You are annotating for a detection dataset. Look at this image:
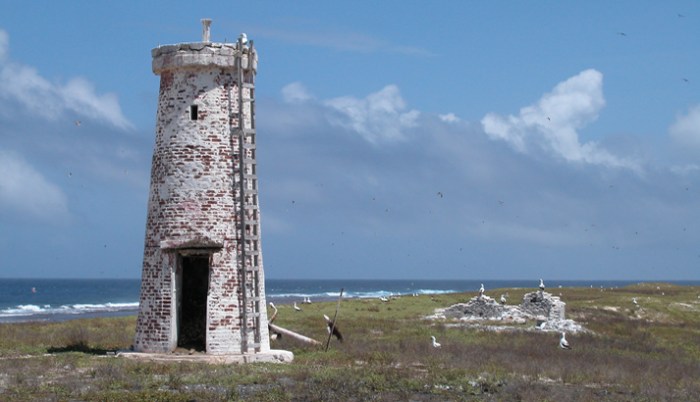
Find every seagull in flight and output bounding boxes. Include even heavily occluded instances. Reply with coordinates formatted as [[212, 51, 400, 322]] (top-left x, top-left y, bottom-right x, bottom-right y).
[[431, 336, 441, 348], [559, 332, 572, 350]]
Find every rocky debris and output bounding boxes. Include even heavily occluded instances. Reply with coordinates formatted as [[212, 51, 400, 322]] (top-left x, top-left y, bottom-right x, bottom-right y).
[[429, 291, 588, 333], [521, 291, 565, 320], [442, 295, 505, 320]]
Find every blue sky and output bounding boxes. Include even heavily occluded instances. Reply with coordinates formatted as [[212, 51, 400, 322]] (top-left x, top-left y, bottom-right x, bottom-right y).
[[1, 1, 699, 280]]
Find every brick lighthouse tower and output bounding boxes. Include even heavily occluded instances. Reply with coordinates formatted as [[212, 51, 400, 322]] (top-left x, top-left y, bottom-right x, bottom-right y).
[[134, 20, 291, 362]]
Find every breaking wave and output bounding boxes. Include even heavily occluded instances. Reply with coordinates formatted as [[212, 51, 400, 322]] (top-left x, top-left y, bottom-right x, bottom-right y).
[[0, 302, 139, 319]]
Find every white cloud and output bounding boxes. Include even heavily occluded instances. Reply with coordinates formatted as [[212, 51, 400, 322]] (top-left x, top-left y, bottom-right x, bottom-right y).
[[60, 77, 132, 130], [670, 164, 700, 176], [324, 85, 419, 144], [439, 113, 461, 123], [0, 150, 69, 223], [0, 30, 132, 130], [0, 30, 8, 62], [669, 104, 700, 150], [281, 82, 313, 104], [481, 69, 639, 171]]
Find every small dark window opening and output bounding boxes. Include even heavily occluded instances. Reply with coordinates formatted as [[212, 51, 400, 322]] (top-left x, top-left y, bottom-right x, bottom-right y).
[[190, 105, 199, 120]]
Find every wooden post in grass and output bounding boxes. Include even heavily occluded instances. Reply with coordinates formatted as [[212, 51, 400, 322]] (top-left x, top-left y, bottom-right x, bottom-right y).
[[325, 288, 344, 351]]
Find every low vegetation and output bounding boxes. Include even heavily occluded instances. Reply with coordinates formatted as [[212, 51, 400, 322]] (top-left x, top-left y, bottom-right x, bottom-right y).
[[0, 283, 699, 401]]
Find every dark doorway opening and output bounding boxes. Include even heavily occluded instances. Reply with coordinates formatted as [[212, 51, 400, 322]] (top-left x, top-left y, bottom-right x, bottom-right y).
[[178, 255, 209, 351]]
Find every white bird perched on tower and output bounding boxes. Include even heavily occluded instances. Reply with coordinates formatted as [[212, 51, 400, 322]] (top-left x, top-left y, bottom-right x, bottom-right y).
[[559, 332, 571, 350], [431, 335, 441, 348], [479, 283, 485, 298], [539, 279, 545, 292], [293, 302, 302, 312]]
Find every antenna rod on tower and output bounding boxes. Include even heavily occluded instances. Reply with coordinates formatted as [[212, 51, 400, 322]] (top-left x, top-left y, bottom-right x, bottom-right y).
[[201, 18, 212, 42]]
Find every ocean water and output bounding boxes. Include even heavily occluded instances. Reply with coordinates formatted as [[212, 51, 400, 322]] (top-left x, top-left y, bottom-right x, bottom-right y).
[[1, 278, 697, 323]]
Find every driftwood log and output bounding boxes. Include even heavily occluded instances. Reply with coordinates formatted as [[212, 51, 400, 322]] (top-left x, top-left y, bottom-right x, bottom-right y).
[[268, 323, 322, 345], [267, 303, 322, 346]]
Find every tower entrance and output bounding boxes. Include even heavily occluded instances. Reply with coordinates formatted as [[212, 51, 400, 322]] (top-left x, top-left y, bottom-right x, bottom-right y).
[[177, 255, 210, 351]]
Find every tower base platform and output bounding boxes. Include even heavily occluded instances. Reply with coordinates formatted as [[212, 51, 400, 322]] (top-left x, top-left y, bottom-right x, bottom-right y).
[[118, 349, 293, 364]]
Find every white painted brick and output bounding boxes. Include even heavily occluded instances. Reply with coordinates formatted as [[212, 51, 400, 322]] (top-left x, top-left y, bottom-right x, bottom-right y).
[[135, 39, 270, 356]]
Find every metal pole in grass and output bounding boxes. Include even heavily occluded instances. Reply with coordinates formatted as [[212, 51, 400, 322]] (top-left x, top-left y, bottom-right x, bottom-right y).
[[324, 288, 344, 351]]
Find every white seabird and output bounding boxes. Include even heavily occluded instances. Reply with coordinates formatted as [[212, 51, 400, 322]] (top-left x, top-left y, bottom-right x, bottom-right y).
[[500, 294, 507, 305], [479, 283, 485, 298], [293, 302, 302, 312], [559, 332, 571, 350], [632, 297, 638, 306], [431, 336, 441, 348], [379, 296, 389, 302], [539, 279, 545, 291]]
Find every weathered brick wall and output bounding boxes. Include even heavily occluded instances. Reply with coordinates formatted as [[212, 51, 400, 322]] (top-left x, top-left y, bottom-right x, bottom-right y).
[[135, 42, 269, 355]]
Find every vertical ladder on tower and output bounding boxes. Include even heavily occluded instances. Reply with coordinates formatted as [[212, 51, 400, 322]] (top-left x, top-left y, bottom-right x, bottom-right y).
[[235, 37, 263, 354]]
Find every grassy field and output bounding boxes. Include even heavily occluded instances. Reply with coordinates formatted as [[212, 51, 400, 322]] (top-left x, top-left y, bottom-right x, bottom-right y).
[[0, 283, 699, 401]]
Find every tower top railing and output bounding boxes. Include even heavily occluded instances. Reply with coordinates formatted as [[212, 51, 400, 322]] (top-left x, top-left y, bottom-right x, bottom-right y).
[[151, 20, 257, 75]]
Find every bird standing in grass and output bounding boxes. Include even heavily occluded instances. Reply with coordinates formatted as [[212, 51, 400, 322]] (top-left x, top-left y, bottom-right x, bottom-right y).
[[500, 294, 507, 305], [559, 332, 571, 350], [431, 336, 441, 348], [293, 302, 302, 312], [323, 314, 343, 342]]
